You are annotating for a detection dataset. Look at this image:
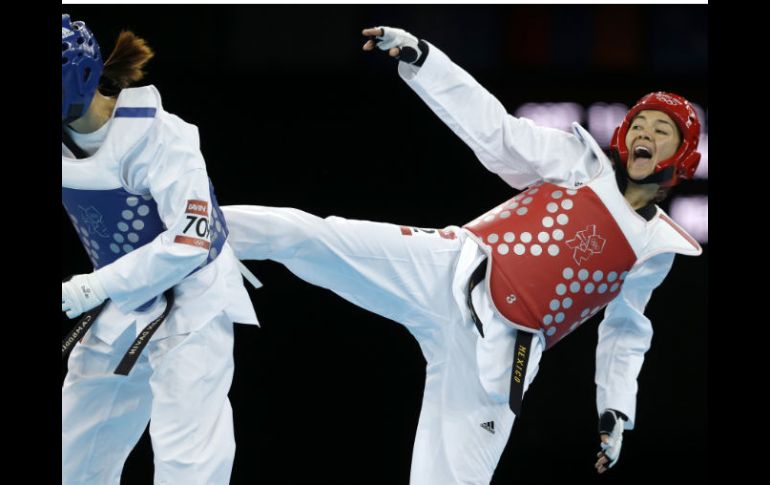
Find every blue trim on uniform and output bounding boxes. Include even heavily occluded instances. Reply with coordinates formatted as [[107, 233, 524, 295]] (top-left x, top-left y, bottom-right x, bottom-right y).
[[114, 107, 157, 118]]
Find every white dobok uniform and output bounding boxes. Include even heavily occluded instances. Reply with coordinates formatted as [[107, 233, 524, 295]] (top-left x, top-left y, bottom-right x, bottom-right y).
[[62, 85, 258, 485], [221, 44, 701, 484]]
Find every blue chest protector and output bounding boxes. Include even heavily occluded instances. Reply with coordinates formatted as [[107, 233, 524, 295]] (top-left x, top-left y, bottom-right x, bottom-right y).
[[62, 181, 229, 310]]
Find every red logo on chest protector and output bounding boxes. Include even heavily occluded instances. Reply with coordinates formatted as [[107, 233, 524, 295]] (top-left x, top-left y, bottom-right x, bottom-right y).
[[565, 225, 606, 265]]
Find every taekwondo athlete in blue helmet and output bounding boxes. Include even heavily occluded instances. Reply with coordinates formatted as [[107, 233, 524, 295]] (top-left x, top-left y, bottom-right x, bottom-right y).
[[61, 14, 259, 485]]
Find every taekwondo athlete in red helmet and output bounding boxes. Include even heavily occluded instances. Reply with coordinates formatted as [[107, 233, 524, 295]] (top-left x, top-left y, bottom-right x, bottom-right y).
[[354, 26, 702, 481], [217, 25, 702, 485], [61, 14, 258, 485]]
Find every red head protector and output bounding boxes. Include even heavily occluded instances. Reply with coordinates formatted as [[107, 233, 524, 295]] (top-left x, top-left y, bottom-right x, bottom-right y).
[[609, 92, 701, 187]]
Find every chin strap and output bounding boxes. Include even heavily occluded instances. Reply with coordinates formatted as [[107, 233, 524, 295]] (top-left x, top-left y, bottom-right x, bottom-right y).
[[630, 165, 676, 185], [62, 125, 89, 159]]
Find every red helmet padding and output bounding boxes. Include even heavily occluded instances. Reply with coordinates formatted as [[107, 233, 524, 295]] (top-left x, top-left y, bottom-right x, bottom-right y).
[[609, 92, 701, 187]]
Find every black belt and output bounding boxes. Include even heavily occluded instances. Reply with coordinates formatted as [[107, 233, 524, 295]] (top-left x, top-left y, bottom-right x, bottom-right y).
[[466, 258, 488, 337], [114, 290, 174, 375], [61, 289, 174, 376], [61, 302, 107, 359], [509, 331, 532, 416], [465, 257, 532, 416]]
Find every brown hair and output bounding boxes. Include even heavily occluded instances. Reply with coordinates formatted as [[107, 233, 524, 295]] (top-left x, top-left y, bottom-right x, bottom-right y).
[[99, 31, 155, 96]]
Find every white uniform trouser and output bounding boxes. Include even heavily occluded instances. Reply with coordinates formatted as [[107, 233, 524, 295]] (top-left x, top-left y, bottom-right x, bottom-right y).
[[223, 205, 544, 485], [62, 312, 235, 485]]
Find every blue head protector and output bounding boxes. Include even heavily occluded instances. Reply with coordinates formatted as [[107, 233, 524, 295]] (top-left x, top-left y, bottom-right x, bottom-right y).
[[62, 14, 103, 123]]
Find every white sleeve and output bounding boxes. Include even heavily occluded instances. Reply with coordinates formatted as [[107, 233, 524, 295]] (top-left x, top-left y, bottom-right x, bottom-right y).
[[92, 118, 213, 312], [398, 43, 594, 190], [595, 252, 676, 430]]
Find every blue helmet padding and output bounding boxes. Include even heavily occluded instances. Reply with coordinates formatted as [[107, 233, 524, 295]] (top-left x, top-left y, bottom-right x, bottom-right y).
[[62, 14, 103, 123]]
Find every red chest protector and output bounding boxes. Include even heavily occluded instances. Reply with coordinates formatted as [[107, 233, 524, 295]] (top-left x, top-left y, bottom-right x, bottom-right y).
[[464, 183, 637, 349]]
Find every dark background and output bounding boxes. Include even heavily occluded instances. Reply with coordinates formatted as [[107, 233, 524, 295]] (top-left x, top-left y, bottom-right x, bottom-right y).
[[61, 5, 708, 484]]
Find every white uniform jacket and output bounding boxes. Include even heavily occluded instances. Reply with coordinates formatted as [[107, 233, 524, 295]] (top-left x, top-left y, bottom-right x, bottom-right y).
[[398, 44, 702, 429], [62, 85, 258, 344]]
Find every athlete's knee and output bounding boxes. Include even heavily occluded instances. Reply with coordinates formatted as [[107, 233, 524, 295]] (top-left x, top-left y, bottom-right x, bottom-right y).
[[261, 207, 329, 254]]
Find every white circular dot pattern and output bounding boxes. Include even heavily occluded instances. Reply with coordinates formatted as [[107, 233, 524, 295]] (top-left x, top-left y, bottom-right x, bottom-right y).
[[132, 220, 144, 230], [598, 284, 608, 294], [549, 299, 560, 311], [126, 197, 139, 207], [466, 185, 637, 345], [118, 222, 129, 232], [113, 233, 124, 243], [121, 210, 134, 220], [127, 233, 139, 243]]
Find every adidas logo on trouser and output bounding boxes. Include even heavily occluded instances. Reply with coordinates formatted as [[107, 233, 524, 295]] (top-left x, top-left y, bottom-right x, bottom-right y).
[[480, 421, 495, 434]]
